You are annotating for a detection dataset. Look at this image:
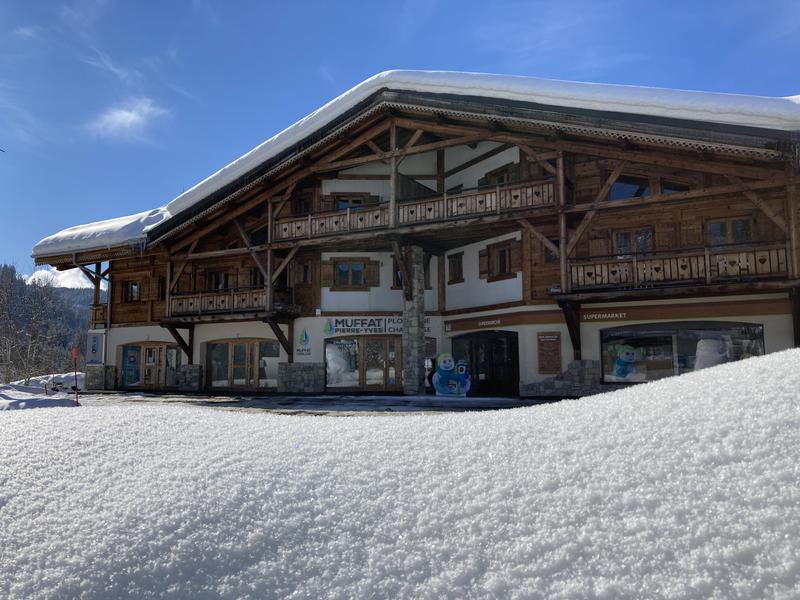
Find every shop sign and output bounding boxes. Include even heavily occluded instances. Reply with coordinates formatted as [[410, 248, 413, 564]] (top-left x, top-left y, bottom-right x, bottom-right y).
[[323, 316, 431, 336], [583, 311, 627, 321]]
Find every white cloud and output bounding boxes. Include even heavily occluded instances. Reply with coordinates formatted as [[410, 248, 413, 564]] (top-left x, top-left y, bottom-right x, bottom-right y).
[[26, 266, 106, 290], [87, 97, 168, 140], [13, 25, 42, 39], [81, 47, 142, 84]]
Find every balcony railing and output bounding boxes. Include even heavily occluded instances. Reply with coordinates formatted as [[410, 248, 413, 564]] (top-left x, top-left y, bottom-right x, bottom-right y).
[[169, 287, 288, 317], [570, 242, 789, 290], [273, 180, 555, 241]]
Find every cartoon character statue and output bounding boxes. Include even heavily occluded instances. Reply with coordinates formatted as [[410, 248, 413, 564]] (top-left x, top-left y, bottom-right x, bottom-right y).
[[613, 344, 637, 379], [693, 338, 728, 371], [432, 353, 469, 396]]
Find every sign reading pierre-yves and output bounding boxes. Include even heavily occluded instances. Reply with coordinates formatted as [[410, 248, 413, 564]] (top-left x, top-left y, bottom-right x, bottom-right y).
[[324, 317, 432, 335]]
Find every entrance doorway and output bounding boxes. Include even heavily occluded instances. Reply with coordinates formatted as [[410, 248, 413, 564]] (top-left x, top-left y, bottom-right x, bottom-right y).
[[325, 335, 402, 391], [452, 330, 519, 396], [121, 343, 182, 389], [205, 339, 281, 390]]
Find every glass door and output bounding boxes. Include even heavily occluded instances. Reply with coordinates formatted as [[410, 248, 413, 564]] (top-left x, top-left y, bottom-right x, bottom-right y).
[[143, 345, 160, 388], [364, 339, 386, 388], [231, 342, 250, 387]]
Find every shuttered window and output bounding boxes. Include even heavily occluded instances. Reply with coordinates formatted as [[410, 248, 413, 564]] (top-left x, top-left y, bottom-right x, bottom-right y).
[[322, 258, 380, 290], [447, 253, 464, 285], [480, 239, 522, 281]]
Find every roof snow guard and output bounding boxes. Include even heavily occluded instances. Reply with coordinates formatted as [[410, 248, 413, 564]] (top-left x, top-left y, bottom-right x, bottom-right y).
[[32, 70, 800, 262]]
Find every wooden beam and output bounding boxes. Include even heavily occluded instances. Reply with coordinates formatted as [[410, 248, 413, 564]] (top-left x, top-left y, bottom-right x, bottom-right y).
[[405, 128, 424, 149], [164, 324, 193, 364], [234, 218, 270, 281], [169, 240, 197, 292], [389, 124, 397, 229], [517, 144, 558, 175], [557, 300, 582, 360], [392, 116, 784, 181], [557, 152, 568, 293], [437, 254, 446, 311], [444, 143, 513, 178], [568, 178, 787, 214], [391, 240, 412, 300], [271, 246, 299, 284], [436, 149, 445, 193], [266, 321, 291, 356], [567, 161, 627, 255], [787, 165, 798, 278], [518, 219, 559, 257], [725, 175, 788, 233]]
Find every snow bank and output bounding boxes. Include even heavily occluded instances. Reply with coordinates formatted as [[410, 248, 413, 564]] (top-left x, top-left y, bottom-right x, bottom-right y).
[[31, 70, 800, 259], [2, 350, 799, 598], [0, 385, 78, 411]]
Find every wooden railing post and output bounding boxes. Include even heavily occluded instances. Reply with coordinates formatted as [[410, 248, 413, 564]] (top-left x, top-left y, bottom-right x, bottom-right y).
[[496, 184, 501, 214], [704, 247, 712, 284], [557, 152, 569, 293], [389, 123, 397, 229]]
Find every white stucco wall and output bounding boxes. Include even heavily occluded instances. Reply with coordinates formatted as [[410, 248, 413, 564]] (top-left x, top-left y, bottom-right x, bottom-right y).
[[445, 143, 520, 191], [444, 232, 523, 310], [320, 251, 438, 312], [107, 325, 190, 368], [192, 321, 290, 366]]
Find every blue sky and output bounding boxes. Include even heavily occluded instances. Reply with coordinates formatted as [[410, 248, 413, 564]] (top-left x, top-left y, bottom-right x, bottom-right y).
[[2, 0, 799, 275]]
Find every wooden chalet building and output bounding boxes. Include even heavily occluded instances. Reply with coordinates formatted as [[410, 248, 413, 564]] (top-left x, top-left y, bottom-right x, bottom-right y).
[[32, 71, 800, 397]]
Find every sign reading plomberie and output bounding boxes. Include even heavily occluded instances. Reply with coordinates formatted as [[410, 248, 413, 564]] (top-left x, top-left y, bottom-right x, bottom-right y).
[[324, 316, 432, 336]]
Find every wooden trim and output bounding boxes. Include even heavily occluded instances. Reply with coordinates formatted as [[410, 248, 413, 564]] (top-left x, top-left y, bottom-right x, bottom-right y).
[[725, 175, 788, 233], [390, 241, 411, 300], [444, 143, 513, 178], [271, 246, 299, 284], [266, 321, 292, 356], [518, 219, 559, 257], [567, 161, 626, 256], [437, 254, 446, 311], [441, 299, 527, 316]]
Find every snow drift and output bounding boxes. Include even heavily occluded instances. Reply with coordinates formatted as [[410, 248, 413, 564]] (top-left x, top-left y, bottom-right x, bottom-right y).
[[1, 350, 799, 598], [31, 70, 800, 259]]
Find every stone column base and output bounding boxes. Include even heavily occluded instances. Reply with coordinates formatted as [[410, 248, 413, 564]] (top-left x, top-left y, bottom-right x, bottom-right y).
[[177, 364, 203, 393], [85, 364, 117, 390], [278, 363, 326, 393]]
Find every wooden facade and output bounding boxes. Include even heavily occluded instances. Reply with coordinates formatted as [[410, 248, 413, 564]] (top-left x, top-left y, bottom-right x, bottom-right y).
[[36, 83, 800, 392]]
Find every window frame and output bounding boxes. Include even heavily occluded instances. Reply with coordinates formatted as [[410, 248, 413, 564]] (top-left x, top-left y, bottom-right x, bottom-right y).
[[205, 270, 232, 292], [447, 252, 464, 285], [330, 192, 377, 212], [332, 259, 368, 291], [613, 226, 655, 257], [487, 240, 515, 282], [123, 280, 141, 303], [706, 216, 753, 247]]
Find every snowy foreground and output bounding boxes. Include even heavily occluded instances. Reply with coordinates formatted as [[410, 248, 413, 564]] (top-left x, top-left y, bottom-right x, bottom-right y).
[[1, 352, 799, 599]]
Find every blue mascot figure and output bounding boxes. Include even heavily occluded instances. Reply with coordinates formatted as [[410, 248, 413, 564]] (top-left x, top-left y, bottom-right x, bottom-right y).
[[432, 353, 469, 397], [612, 344, 637, 379]]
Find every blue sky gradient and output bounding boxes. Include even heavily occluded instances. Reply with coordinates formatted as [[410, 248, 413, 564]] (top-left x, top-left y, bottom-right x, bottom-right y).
[[2, 0, 799, 272]]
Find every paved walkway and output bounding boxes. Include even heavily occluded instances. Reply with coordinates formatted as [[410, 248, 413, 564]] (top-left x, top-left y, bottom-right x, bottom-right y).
[[79, 392, 551, 416]]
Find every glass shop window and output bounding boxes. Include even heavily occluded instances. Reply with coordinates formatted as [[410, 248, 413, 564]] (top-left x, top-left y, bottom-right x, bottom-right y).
[[257, 340, 280, 388], [208, 342, 230, 388], [601, 321, 764, 384], [325, 338, 360, 388]]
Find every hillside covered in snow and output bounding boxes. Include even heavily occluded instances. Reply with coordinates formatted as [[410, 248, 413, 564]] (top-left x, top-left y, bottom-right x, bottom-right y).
[[1, 350, 799, 598]]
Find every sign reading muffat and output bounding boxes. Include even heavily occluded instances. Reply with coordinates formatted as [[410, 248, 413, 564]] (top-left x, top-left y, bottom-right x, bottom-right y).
[[324, 317, 431, 335]]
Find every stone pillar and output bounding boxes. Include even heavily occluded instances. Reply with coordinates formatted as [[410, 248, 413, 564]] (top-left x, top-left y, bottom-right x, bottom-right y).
[[177, 364, 203, 393], [402, 245, 426, 395]]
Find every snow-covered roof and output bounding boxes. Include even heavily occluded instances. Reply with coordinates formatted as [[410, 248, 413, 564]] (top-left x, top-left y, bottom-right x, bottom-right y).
[[32, 70, 800, 259]]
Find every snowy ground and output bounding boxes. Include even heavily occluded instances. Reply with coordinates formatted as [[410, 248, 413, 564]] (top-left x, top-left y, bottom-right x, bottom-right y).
[[0, 372, 84, 411], [1, 351, 799, 599]]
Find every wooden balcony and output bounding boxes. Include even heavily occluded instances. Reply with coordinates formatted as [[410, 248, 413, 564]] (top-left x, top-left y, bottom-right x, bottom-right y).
[[273, 180, 555, 241], [90, 303, 107, 328], [570, 242, 789, 291]]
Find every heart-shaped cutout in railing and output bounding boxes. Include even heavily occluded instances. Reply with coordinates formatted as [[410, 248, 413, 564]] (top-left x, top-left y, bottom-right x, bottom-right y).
[[758, 257, 767, 264]]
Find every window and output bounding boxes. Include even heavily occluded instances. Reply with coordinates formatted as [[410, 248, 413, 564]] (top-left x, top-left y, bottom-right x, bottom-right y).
[[331, 192, 377, 212], [207, 339, 281, 389], [489, 241, 513, 280], [601, 322, 764, 383], [479, 162, 516, 187], [123, 281, 140, 303], [392, 257, 405, 289], [292, 196, 312, 216], [544, 239, 560, 264], [157, 277, 166, 301], [614, 228, 654, 257], [447, 253, 464, 285], [206, 271, 230, 291], [334, 260, 366, 289], [610, 175, 651, 201], [250, 268, 265, 288], [661, 180, 690, 195], [707, 218, 752, 246]]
